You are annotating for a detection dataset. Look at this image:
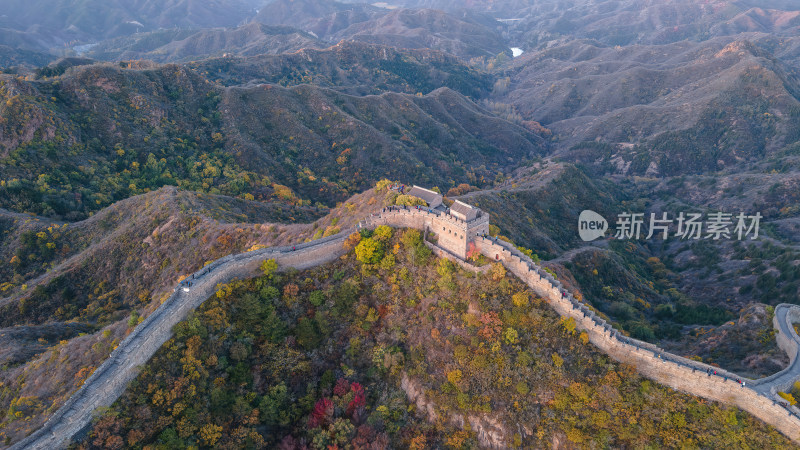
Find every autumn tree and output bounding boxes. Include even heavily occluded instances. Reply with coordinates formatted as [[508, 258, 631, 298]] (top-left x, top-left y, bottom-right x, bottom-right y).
[[343, 232, 362, 251], [490, 263, 506, 281], [355, 238, 384, 264], [373, 225, 393, 242], [394, 194, 426, 206], [260, 259, 278, 278], [200, 424, 223, 446], [512, 291, 529, 308]]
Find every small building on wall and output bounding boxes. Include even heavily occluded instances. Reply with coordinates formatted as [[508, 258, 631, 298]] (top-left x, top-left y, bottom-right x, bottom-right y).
[[407, 186, 442, 209], [450, 200, 479, 222]]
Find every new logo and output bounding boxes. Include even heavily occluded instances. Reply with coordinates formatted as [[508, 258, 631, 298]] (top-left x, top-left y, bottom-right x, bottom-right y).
[[579, 210, 608, 242]]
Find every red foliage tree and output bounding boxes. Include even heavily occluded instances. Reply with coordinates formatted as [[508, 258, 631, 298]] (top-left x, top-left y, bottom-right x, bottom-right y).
[[347, 383, 366, 418], [466, 241, 479, 260], [333, 378, 350, 397], [478, 312, 503, 341], [310, 397, 334, 428]]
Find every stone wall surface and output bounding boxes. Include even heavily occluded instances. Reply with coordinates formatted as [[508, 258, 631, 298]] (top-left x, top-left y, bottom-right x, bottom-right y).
[[12, 208, 800, 449], [473, 236, 800, 445], [11, 230, 352, 450], [423, 241, 490, 275]]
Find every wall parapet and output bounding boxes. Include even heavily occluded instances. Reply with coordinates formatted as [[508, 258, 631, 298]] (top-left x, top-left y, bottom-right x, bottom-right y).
[[11, 228, 353, 450], [12, 206, 800, 449], [750, 304, 800, 395], [473, 235, 800, 443], [423, 241, 490, 274]]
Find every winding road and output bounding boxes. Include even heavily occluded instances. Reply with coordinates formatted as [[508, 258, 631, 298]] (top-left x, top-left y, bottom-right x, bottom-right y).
[[752, 304, 800, 396]]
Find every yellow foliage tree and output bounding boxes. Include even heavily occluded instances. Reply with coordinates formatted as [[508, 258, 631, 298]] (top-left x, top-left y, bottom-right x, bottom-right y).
[[200, 423, 223, 446], [260, 259, 278, 278], [490, 263, 506, 281], [355, 238, 384, 264], [375, 179, 392, 192], [561, 317, 577, 335], [552, 353, 564, 368], [447, 369, 463, 385], [505, 327, 519, 344], [779, 391, 796, 405], [394, 194, 426, 206], [512, 291, 529, 307], [373, 225, 393, 242]]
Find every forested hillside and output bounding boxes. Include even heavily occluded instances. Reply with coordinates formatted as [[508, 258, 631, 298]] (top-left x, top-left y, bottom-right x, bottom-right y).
[[77, 226, 792, 448], [0, 53, 544, 220]]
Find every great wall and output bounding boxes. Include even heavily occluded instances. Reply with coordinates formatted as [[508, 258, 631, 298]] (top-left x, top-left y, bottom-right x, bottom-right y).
[[10, 197, 800, 449]]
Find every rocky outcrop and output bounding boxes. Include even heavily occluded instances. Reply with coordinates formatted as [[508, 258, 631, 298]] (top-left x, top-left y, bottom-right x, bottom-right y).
[[400, 373, 508, 448]]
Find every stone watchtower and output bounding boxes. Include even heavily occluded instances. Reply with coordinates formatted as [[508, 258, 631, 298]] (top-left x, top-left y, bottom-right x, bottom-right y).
[[434, 200, 490, 259], [405, 186, 490, 260]]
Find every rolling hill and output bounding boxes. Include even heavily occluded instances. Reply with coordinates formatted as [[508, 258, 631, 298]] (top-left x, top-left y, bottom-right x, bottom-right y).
[[329, 8, 510, 61], [85, 23, 323, 63], [0, 57, 544, 220], [0, 0, 262, 51], [253, 0, 386, 38], [189, 41, 494, 98], [493, 37, 800, 175], [254, 0, 510, 61]]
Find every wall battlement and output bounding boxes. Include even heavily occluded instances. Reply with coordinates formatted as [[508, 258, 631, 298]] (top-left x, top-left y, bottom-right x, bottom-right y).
[[364, 209, 800, 443], [13, 206, 800, 449], [471, 235, 800, 443]]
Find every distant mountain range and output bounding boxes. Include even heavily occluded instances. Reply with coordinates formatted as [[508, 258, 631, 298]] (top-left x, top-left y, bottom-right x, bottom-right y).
[[494, 36, 800, 175], [253, 0, 386, 36], [324, 7, 509, 60], [0, 0, 512, 65], [85, 23, 323, 62], [0, 0, 261, 44], [5, 0, 800, 67]]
